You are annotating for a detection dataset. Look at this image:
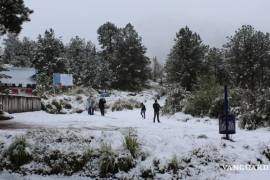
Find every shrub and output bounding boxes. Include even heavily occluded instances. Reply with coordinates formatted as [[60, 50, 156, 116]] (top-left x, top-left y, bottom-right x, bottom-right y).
[[238, 89, 270, 130], [111, 99, 140, 112], [141, 168, 154, 179], [123, 134, 140, 158], [262, 147, 270, 161], [64, 103, 72, 109], [184, 76, 222, 117], [167, 155, 179, 174], [43, 150, 90, 175], [117, 155, 135, 172], [162, 83, 190, 114], [7, 137, 32, 167], [208, 96, 224, 118], [51, 100, 62, 112], [99, 143, 118, 177]]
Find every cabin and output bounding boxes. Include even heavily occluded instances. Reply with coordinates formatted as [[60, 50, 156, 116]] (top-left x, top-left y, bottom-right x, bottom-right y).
[[0, 65, 37, 95]]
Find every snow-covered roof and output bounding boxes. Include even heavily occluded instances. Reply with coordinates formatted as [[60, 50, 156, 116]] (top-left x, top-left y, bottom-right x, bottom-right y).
[[0, 66, 36, 86]]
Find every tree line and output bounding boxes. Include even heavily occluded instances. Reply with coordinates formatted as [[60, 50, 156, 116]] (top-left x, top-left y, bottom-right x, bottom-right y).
[[0, 22, 154, 91]]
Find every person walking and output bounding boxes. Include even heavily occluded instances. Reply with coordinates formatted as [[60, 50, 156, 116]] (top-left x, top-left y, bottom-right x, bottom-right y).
[[90, 97, 96, 115], [153, 100, 161, 123], [99, 98, 106, 116], [140, 103, 146, 119], [87, 96, 94, 115]]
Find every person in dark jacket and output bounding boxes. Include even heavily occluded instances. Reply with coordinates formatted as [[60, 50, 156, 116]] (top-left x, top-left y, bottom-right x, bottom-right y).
[[99, 98, 106, 116], [141, 103, 146, 119], [153, 100, 161, 123]]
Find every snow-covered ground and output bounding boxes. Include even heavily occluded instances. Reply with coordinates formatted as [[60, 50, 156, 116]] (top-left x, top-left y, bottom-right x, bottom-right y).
[[0, 91, 269, 179]]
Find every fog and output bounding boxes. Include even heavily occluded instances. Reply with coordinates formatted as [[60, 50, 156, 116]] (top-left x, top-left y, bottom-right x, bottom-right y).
[[20, 0, 270, 62]]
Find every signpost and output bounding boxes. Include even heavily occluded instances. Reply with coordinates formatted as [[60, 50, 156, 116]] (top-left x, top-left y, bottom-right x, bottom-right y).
[[219, 86, 236, 140]]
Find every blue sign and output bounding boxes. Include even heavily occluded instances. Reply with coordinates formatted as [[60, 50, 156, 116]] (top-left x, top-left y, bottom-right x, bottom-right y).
[[53, 73, 73, 86]]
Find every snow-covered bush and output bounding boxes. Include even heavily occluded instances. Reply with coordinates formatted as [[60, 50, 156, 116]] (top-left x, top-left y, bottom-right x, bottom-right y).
[[208, 96, 224, 118], [111, 99, 141, 112], [99, 143, 118, 177], [141, 168, 155, 179], [167, 155, 179, 174], [123, 134, 140, 158], [117, 154, 135, 172], [42, 95, 87, 114], [162, 83, 190, 114], [42, 150, 91, 175], [7, 137, 32, 167], [262, 146, 270, 161], [184, 77, 222, 117], [238, 89, 270, 130]]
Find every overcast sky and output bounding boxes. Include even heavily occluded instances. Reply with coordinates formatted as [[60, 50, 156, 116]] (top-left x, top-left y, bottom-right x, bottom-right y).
[[18, 0, 270, 62]]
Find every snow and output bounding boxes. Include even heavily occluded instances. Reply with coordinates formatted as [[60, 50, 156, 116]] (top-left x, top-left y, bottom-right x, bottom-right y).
[[1, 66, 36, 86], [0, 90, 269, 179]]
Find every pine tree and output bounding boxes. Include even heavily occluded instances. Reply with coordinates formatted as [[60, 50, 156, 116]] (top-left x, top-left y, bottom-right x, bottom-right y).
[[97, 22, 119, 81], [205, 48, 229, 84], [2, 35, 36, 67], [112, 23, 151, 90], [0, 0, 33, 35], [165, 26, 207, 91], [224, 25, 270, 90], [2, 34, 21, 65], [152, 56, 163, 82], [66, 36, 87, 85], [94, 54, 113, 90], [80, 41, 99, 88], [33, 29, 66, 90]]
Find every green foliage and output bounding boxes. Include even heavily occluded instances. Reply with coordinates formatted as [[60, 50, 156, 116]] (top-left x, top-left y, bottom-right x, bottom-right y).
[[208, 97, 224, 118], [2, 35, 36, 67], [43, 150, 91, 175], [225, 25, 270, 90], [0, 0, 33, 35], [165, 26, 208, 91], [184, 76, 222, 117], [117, 155, 135, 172], [162, 83, 190, 114], [141, 168, 155, 179], [98, 22, 151, 90], [167, 155, 179, 174], [123, 134, 140, 158], [238, 89, 270, 130], [33, 29, 67, 89], [99, 143, 118, 177], [111, 99, 141, 112], [7, 136, 32, 167]]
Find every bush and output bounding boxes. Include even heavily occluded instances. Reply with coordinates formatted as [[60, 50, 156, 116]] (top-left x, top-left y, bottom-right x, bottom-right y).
[[238, 89, 270, 130], [162, 83, 190, 114], [99, 143, 118, 177], [111, 99, 141, 112], [184, 76, 222, 117], [43, 150, 90, 175], [141, 168, 154, 179], [123, 134, 140, 158], [167, 155, 179, 174], [208, 96, 224, 118], [7, 137, 32, 167], [117, 155, 135, 172]]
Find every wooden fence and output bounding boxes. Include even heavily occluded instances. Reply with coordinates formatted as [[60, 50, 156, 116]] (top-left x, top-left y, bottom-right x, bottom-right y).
[[0, 94, 41, 113]]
